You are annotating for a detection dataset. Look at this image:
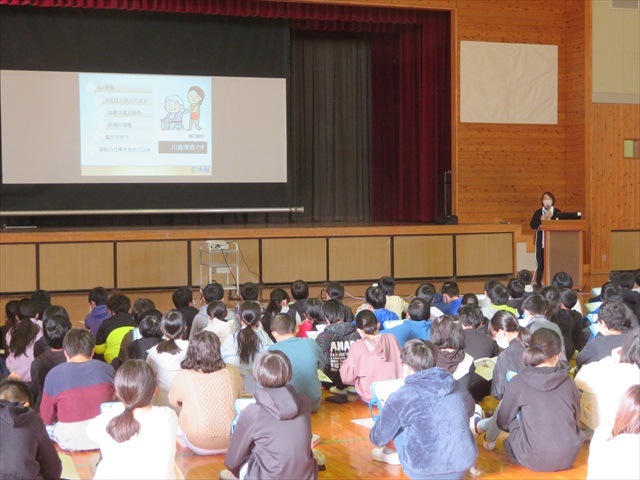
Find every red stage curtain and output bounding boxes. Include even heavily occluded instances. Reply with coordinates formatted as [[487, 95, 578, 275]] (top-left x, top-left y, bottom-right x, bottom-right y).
[[1, 0, 451, 223]]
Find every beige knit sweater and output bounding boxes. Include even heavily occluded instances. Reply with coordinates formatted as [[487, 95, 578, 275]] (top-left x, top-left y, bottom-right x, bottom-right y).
[[169, 365, 242, 451]]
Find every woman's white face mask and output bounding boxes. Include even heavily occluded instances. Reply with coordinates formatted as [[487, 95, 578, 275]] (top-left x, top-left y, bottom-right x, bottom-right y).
[[542, 199, 553, 209]]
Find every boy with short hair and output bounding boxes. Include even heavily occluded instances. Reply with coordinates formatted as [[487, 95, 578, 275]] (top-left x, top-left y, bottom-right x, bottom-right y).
[[268, 313, 326, 412], [379, 276, 408, 319], [416, 283, 444, 318], [0, 379, 62, 480], [94, 293, 136, 364], [325, 282, 345, 301], [298, 298, 323, 338], [289, 279, 310, 320], [369, 339, 478, 477], [364, 286, 398, 329], [172, 287, 199, 338], [190, 282, 236, 339], [84, 286, 110, 338], [440, 281, 463, 315], [383, 298, 432, 347]]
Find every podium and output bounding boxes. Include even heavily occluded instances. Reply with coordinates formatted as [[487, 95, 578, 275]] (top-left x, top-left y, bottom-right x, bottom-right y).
[[541, 220, 587, 287]]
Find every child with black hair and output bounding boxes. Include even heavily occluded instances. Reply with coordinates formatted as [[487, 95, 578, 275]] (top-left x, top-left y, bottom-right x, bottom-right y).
[[340, 310, 402, 403], [556, 288, 586, 358], [172, 287, 199, 338], [232, 282, 263, 321], [204, 300, 235, 345], [84, 286, 110, 339], [29, 314, 72, 411], [33, 304, 71, 358], [221, 301, 272, 378], [430, 315, 474, 390], [5, 298, 42, 381], [506, 278, 526, 314], [415, 283, 445, 318], [260, 289, 300, 342], [190, 282, 236, 340], [383, 298, 433, 347], [379, 276, 408, 319], [289, 279, 310, 320], [1, 300, 19, 360], [146, 310, 188, 411], [440, 281, 463, 315], [481, 283, 518, 320], [221, 351, 317, 480], [315, 299, 360, 395], [88, 360, 178, 479], [324, 282, 345, 301], [361, 285, 398, 329], [298, 298, 323, 338], [497, 328, 584, 472], [111, 298, 156, 370], [0, 379, 62, 480], [125, 309, 164, 362], [95, 293, 135, 364]]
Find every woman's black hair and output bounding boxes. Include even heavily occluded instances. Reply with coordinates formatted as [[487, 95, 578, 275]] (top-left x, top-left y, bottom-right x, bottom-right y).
[[236, 301, 263, 365], [540, 191, 556, 205], [106, 360, 156, 443], [156, 310, 186, 355], [523, 328, 562, 366]]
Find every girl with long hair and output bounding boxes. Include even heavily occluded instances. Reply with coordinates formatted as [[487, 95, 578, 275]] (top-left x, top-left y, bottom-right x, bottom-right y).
[[87, 359, 178, 479], [169, 331, 242, 455], [145, 310, 188, 411], [220, 301, 272, 378], [5, 299, 42, 381]]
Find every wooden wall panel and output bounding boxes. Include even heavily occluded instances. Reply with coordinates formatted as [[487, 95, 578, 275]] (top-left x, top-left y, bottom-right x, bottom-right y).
[[261, 238, 327, 284], [611, 231, 640, 271], [190, 239, 260, 288], [589, 104, 640, 274], [329, 237, 390, 281], [456, 233, 514, 277], [455, 0, 572, 231], [0, 244, 36, 293], [393, 236, 454, 279], [40, 243, 114, 291], [116, 241, 189, 289]]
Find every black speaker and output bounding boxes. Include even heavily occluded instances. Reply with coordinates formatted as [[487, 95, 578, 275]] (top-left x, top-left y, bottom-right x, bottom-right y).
[[434, 215, 458, 225]]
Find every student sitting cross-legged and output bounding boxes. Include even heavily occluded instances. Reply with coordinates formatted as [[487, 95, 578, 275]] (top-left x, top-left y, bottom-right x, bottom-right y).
[[267, 313, 326, 412], [340, 310, 403, 404], [369, 339, 478, 479]]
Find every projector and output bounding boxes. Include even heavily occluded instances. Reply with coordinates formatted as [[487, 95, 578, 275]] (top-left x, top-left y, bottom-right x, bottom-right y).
[[205, 240, 229, 251]]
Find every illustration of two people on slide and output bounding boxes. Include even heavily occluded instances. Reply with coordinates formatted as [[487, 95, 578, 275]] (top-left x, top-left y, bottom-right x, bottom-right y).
[[160, 85, 204, 131]]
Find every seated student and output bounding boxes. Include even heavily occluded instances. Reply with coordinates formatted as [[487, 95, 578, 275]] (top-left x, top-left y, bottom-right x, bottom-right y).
[[0, 379, 62, 480], [288, 279, 310, 321], [95, 293, 136, 364], [169, 331, 242, 455], [111, 297, 155, 370], [481, 283, 518, 320], [383, 298, 432, 347], [1, 300, 19, 360], [587, 384, 640, 480], [297, 298, 323, 338], [260, 289, 300, 342], [379, 276, 408, 319], [340, 310, 402, 404], [125, 310, 163, 362], [41, 328, 115, 451], [517, 269, 534, 293], [31, 290, 51, 323], [440, 281, 463, 315], [479, 279, 501, 309], [575, 326, 640, 433], [521, 293, 569, 366], [324, 281, 345, 302], [221, 351, 317, 480], [416, 283, 444, 318], [33, 305, 71, 359], [267, 313, 326, 412], [172, 287, 199, 339], [475, 311, 531, 450], [576, 301, 633, 370], [190, 282, 235, 340], [551, 272, 583, 314], [84, 286, 111, 339], [203, 300, 235, 346], [506, 278, 526, 315], [369, 339, 478, 478], [87, 360, 178, 480], [614, 271, 640, 320], [145, 311, 189, 411], [29, 314, 72, 412], [430, 315, 474, 390], [362, 286, 398, 329], [497, 328, 584, 472], [557, 288, 586, 358], [233, 282, 263, 322], [221, 301, 272, 379], [315, 299, 361, 395], [458, 305, 500, 401], [5, 299, 43, 381]]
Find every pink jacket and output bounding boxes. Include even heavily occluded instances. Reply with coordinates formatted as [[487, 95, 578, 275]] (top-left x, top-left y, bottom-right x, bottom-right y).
[[339, 334, 403, 403]]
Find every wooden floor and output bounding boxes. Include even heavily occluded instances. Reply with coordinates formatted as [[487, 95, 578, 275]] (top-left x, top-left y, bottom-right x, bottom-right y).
[[60, 392, 589, 480]]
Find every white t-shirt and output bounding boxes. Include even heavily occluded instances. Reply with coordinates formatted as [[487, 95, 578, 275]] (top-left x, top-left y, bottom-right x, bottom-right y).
[[203, 318, 235, 346], [146, 339, 189, 410], [87, 405, 178, 480]]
